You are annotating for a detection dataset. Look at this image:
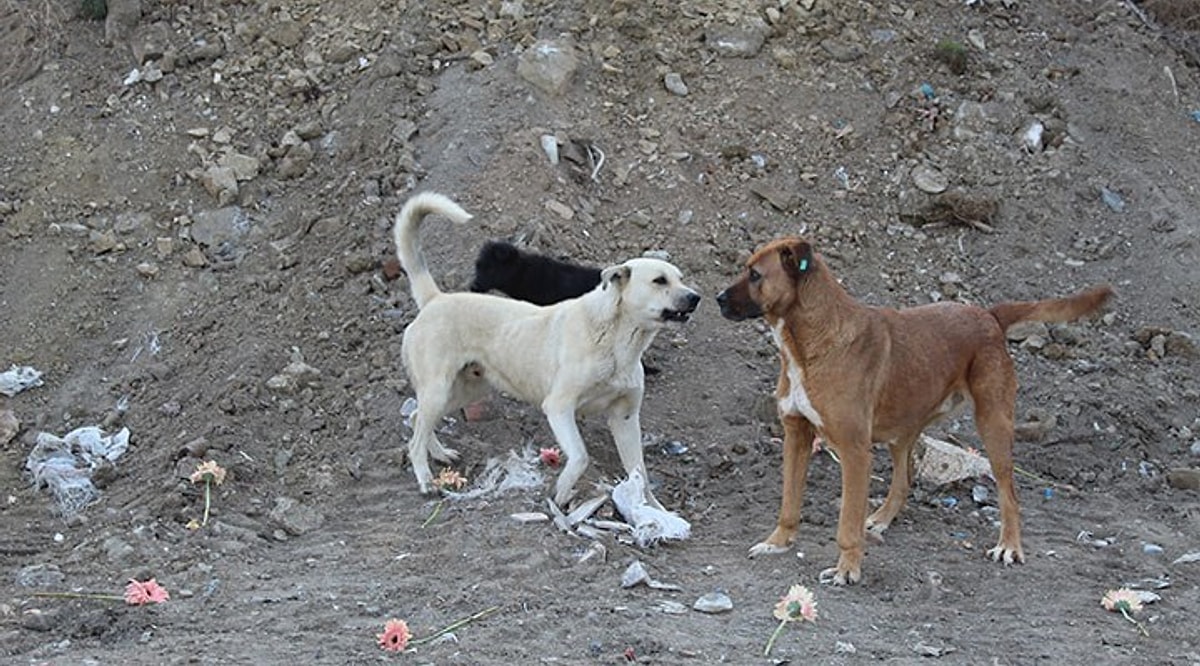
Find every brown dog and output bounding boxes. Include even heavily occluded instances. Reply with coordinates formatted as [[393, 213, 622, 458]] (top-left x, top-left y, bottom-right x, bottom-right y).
[[716, 237, 1111, 585]]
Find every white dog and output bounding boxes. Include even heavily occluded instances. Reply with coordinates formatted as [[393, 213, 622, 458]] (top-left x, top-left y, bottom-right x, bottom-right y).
[[394, 192, 701, 507]]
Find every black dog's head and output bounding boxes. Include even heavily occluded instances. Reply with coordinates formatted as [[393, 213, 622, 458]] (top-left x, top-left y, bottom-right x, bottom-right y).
[[470, 241, 602, 306], [470, 241, 522, 294]]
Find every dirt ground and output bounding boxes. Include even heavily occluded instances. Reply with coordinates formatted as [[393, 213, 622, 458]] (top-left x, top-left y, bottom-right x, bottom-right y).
[[2, 0, 1199, 663]]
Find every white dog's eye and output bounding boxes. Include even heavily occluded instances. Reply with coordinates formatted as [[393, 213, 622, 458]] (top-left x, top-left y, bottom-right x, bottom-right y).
[[653, 276, 668, 285]]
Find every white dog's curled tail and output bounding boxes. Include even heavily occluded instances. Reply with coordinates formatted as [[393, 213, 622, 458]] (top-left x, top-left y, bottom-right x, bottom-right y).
[[393, 192, 473, 309]]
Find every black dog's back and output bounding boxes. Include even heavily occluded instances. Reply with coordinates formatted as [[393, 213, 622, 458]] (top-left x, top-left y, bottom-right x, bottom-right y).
[[470, 241, 601, 306]]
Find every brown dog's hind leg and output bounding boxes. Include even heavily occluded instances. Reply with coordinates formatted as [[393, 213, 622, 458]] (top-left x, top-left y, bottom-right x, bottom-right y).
[[969, 351, 1025, 565], [749, 413, 815, 557], [866, 432, 920, 536]]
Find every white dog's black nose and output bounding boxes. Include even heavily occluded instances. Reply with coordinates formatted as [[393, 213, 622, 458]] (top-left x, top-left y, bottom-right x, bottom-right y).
[[684, 291, 701, 311]]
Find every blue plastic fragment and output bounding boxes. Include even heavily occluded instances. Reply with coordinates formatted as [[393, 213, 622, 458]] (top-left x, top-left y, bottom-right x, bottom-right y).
[[919, 82, 936, 99]]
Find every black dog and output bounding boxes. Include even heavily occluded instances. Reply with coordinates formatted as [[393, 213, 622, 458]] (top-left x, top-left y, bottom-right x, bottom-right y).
[[470, 241, 601, 306]]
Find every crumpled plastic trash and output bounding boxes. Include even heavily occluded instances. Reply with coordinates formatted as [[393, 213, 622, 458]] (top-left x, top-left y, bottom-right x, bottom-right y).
[[445, 448, 543, 501], [25, 426, 129, 516], [0, 365, 43, 397], [611, 468, 690, 547]]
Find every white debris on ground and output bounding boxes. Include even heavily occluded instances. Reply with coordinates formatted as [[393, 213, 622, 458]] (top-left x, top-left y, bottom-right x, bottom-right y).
[[0, 364, 44, 396], [25, 426, 130, 516], [611, 468, 691, 547]]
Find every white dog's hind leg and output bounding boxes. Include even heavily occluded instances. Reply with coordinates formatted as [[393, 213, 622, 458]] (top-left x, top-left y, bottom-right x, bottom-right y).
[[543, 405, 589, 507], [408, 381, 457, 493], [608, 408, 663, 510]]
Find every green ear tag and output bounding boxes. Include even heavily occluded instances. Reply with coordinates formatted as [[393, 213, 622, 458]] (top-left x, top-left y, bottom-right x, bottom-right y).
[[798, 258, 809, 272]]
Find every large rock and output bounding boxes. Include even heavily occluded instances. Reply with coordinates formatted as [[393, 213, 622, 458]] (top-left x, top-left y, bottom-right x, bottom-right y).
[[517, 40, 579, 95]]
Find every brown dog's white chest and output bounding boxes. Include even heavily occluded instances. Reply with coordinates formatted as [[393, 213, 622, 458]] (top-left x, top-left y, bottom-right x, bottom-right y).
[[771, 321, 825, 427]]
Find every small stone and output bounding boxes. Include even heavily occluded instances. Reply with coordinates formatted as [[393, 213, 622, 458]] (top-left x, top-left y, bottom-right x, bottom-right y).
[[0, 409, 18, 445], [182, 247, 208, 268], [545, 199, 574, 220], [265, 20, 304, 48], [912, 164, 948, 194], [1167, 468, 1200, 491], [135, 262, 159, 278], [294, 120, 324, 141], [820, 38, 864, 62], [201, 166, 238, 201], [1022, 121, 1044, 152], [510, 512, 550, 524], [381, 257, 403, 281], [14, 564, 64, 588], [217, 153, 261, 182], [967, 29, 986, 52], [706, 19, 768, 58], [1007, 320, 1049, 342], [269, 496, 325, 536], [103, 536, 136, 564], [692, 591, 734, 614], [190, 207, 249, 247], [664, 72, 688, 96], [20, 608, 62, 632], [156, 237, 174, 259], [89, 230, 118, 254], [469, 49, 494, 69], [462, 400, 495, 422], [277, 142, 314, 179]]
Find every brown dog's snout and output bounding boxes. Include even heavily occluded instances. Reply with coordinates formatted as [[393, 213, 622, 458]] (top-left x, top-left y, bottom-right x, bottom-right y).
[[717, 283, 761, 321]]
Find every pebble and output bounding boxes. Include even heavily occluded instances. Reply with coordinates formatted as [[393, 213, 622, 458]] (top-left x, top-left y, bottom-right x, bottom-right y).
[[664, 72, 688, 96], [190, 207, 249, 247], [692, 591, 733, 614], [912, 164, 948, 194], [1142, 542, 1164, 555], [1166, 468, 1200, 491], [706, 19, 768, 58], [14, 564, 65, 588], [510, 512, 549, 524], [269, 496, 326, 536], [0, 409, 18, 445], [1100, 187, 1126, 213], [1022, 120, 1044, 152], [820, 38, 864, 62]]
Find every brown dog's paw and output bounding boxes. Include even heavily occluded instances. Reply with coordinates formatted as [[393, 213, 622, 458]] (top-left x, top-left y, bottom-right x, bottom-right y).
[[818, 565, 862, 586], [987, 543, 1026, 565], [747, 541, 791, 558]]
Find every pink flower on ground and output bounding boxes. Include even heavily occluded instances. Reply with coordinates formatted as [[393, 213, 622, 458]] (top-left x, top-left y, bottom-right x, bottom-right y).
[[433, 468, 467, 491], [190, 460, 227, 485], [1101, 588, 1143, 614], [539, 447, 561, 467], [773, 584, 818, 623], [377, 618, 411, 653], [124, 579, 170, 605]]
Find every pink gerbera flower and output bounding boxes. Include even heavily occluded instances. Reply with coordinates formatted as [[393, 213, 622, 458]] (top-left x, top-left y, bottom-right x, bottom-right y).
[[773, 584, 818, 622], [124, 579, 170, 605], [765, 584, 817, 656], [539, 447, 561, 467], [377, 618, 411, 653], [1101, 588, 1143, 614], [433, 468, 467, 491]]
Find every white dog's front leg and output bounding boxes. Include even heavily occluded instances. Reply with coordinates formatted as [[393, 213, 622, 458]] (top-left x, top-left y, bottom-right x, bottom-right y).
[[608, 407, 663, 510], [543, 405, 588, 507]]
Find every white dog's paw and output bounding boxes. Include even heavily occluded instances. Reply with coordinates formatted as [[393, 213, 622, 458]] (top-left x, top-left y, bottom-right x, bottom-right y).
[[748, 541, 790, 558], [430, 446, 459, 463]]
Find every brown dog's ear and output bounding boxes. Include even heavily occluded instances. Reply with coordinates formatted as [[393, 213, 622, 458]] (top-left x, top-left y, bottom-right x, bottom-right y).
[[778, 240, 815, 281], [601, 264, 632, 290]]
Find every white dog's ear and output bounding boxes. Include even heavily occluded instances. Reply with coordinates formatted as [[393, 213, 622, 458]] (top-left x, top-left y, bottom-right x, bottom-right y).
[[601, 265, 632, 290]]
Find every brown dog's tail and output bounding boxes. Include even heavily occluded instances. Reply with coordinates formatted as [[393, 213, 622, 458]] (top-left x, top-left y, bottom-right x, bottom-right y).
[[989, 286, 1113, 332]]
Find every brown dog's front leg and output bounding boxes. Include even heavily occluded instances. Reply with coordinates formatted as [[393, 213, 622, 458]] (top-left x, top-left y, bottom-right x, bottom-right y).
[[749, 414, 815, 557], [821, 440, 871, 585]]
